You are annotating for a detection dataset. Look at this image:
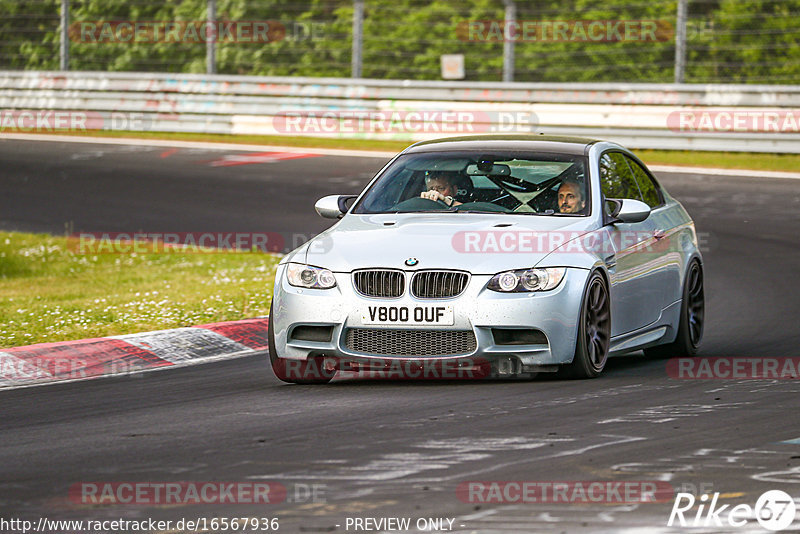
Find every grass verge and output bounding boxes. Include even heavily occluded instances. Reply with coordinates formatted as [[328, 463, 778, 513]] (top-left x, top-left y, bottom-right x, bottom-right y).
[[0, 231, 279, 349], [16, 129, 411, 153], [633, 149, 800, 173], [14, 130, 800, 173]]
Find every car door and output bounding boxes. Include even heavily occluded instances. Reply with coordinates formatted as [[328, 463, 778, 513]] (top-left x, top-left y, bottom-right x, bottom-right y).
[[623, 153, 683, 311], [599, 152, 661, 336]]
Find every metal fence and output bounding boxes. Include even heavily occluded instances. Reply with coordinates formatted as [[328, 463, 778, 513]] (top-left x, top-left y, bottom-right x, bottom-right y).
[[3, 70, 800, 152], [2, 0, 800, 84]]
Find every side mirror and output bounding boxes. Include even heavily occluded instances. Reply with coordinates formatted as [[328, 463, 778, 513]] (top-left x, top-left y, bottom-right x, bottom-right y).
[[314, 195, 357, 219], [607, 198, 651, 224]]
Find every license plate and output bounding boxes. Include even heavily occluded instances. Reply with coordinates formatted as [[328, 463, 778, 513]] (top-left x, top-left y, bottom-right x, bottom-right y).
[[362, 305, 454, 326]]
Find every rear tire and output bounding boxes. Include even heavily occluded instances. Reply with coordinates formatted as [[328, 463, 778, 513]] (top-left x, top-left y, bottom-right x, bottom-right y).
[[268, 303, 334, 384], [644, 260, 704, 359], [561, 272, 611, 379]]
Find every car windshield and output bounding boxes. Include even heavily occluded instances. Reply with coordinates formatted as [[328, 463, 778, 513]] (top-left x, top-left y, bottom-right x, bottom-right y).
[[352, 151, 590, 216]]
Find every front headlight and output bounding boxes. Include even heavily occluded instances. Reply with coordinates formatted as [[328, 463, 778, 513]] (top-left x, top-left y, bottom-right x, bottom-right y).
[[488, 267, 566, 292], [287, 263, 337, 289]]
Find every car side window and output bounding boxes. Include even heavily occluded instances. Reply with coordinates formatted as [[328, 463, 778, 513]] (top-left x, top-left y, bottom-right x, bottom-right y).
[[624, 155, 663, 208], [599, 152, 644, 202]]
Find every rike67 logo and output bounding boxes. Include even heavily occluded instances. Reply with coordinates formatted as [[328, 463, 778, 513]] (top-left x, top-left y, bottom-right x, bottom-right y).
[[668, 490, 797, 531]]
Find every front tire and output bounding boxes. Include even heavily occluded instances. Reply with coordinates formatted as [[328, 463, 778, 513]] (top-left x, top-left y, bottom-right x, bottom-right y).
[[268, 303, 334, 384], [561, 272, 611, 379], [645, 260, 704, 359]]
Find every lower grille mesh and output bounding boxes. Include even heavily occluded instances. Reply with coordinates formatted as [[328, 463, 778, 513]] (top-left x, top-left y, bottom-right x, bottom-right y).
[[345, 328, 477, 357]]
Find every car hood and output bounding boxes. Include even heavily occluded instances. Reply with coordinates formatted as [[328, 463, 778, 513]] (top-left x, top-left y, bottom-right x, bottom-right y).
[[301, 214, 597, 274]]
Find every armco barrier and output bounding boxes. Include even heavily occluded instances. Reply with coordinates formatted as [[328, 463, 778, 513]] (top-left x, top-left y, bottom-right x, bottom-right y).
[[1, 70, 800, 152]]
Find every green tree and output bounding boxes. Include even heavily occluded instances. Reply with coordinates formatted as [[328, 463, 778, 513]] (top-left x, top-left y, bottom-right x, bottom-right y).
[[0, 0, 60, 70], [689, 0, 800, 83], [1, 0, 799, 84], [68, 0, 206, 72]]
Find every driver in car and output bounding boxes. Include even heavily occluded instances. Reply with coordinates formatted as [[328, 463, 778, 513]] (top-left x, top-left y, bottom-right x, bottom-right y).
[[420, 170, 463, 207], [557, 177, 586, 214]]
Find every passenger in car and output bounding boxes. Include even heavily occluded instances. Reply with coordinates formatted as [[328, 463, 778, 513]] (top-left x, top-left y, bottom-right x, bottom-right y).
[[557, 177, 586, 214], [419, 170, 463, 207]]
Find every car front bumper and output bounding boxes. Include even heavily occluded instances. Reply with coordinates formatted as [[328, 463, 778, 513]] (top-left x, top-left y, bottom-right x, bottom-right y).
[[270, 264, 591, 370]]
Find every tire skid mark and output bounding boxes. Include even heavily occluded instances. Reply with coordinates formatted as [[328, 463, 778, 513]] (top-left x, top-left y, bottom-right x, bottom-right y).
[[248, 434, 644, 485]]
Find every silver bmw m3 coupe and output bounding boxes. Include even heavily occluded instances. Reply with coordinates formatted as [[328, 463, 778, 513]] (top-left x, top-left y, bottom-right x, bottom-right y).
[[268, 135, 704, 383]]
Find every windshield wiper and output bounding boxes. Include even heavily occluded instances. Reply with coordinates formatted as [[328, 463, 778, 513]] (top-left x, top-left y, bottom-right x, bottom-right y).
[[388, 210, 453, 214], [453, 209, 509, 214]]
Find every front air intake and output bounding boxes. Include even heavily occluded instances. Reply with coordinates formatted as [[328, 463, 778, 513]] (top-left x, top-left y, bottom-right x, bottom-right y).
[[410, 270, 469, 299], [491, 328, 548, 346], [353, 269, 405, 298], [345, 328, 477, 357]]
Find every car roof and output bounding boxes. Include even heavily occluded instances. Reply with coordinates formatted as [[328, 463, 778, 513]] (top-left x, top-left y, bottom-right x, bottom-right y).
[[402, 135, 601, 156]]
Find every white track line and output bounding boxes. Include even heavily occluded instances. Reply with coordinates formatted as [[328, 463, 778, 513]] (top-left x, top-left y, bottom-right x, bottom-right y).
[[0, 133, 397, 159], [649, 164, 800, 180], [2, 132, 798, 178]]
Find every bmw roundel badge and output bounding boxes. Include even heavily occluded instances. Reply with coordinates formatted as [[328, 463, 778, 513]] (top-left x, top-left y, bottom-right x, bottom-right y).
[[405, 257, 419, 266]]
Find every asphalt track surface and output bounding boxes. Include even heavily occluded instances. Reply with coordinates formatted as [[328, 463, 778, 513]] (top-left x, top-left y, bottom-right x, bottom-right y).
[[2, 138, 800, 533]]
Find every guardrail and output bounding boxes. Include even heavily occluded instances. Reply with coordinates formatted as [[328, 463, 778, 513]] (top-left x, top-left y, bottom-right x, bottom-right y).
[[2, 70, 799, 153]]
